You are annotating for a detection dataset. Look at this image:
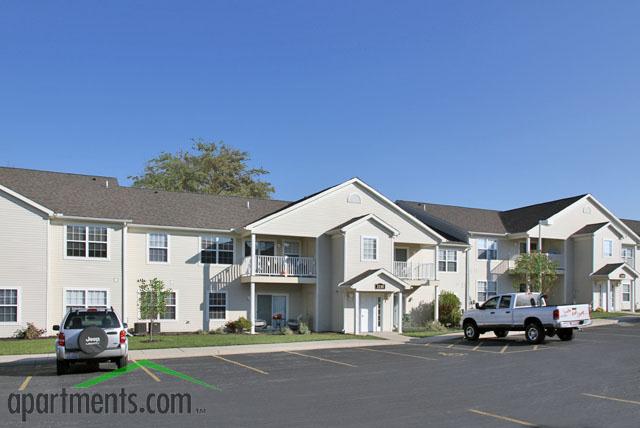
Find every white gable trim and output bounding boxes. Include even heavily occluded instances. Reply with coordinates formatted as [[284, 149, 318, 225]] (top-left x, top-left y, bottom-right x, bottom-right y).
[[0, 184, 54, 216], [590, 264, 640, 279], [244, 178, 447, 242], [329, 214, 400, 237], [339, 268, 411, 291]]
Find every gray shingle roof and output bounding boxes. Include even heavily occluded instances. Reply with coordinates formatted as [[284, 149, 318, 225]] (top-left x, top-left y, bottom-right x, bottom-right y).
[[572, 222, 609, 235], [622, 219, 640, 237], [0, 167, 290, 229], [397, 194, 588, 236], [592, 263, 625, 276]]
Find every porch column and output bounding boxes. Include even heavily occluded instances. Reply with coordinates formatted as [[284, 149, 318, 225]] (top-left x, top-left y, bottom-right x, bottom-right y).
[[526, 236, 531, 254], [250, 233, 257, 276], [607, 280, 612, 312], [434, 284, 440, 322], [354, 291, 360, 335], [632, 280, 636, 313], [397, 292, 403, 334], [434, 245, 439, 280], [250, 282, 256, 334]]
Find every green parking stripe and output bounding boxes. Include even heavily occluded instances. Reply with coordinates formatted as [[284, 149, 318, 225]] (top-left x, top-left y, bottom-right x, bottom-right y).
[[74, 364, 140, 389], [141, 360, 220, 390]]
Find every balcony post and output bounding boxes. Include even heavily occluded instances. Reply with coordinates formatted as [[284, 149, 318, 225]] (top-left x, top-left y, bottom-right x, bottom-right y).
[[354, 291, 360, 335], [434, 284, 440, 322], [251, 233, 256, 276], [250, 282, 256, 334], [397, 292, 403, 334], [434, 245, 439, 281]]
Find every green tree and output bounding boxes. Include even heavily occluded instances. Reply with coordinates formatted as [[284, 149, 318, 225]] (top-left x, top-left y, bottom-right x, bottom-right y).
[[509, 253, 559, 295], [130, 139, 274, 198], [438, 291, 462, 327], [137, 278, 173, 342]]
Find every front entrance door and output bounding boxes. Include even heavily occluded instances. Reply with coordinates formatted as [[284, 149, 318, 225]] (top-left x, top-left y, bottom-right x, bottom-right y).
[[359, 295, 378, 333]]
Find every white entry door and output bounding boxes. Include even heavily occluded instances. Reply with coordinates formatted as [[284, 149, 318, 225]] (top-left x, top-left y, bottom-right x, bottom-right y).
[[360, 295, 377, 333]]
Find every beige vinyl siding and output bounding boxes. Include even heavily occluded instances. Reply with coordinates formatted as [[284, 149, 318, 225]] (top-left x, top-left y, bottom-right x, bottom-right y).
[[0, 191, 48, 337], [344, 220, 393, 279], [49, 220, 123, 328]]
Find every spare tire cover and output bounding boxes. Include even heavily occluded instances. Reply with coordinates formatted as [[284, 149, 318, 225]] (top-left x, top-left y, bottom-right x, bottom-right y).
[[78, 326, 108, 354]]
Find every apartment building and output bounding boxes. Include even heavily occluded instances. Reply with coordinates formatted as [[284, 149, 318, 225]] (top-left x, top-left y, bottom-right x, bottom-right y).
[[398, 195, 640, 313], [0, 166, 637, 339]]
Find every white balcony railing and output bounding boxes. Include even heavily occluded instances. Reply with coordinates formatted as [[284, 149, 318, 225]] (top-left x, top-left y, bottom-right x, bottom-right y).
[[243, 255, 316, 277], [506, 253, 565, 271], [393, 261, 435, 281]]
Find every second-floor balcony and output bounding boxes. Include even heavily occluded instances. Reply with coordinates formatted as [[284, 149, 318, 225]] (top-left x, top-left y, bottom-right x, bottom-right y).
[[393, 261, 435, 281], [242, 255, 317, 278]]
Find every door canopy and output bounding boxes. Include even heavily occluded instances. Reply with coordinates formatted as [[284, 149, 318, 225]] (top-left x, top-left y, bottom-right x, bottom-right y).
[[339, 269, 410, 293]]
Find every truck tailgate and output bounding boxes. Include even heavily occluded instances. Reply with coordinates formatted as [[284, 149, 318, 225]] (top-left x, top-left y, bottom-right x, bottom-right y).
[[557, 304, 590, 326]]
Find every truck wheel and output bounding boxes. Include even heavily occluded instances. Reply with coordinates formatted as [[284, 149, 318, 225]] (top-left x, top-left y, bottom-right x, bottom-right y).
[[116, 356, 128, 369], [56, 360, 69, 376], [525, 322, 545, 344], [557, 329, 574, 341], [463, 321, 480, 341], [493, 329, 508, 338]]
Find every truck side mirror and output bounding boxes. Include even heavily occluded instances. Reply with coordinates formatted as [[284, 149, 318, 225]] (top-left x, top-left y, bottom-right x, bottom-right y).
[[52, 325, 59, 331], [475, 303, 481, 309], [123, 323, 128, 329]]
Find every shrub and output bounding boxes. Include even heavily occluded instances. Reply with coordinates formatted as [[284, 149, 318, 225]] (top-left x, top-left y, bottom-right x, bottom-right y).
[[438, 291, 462, 327], [209, 327, 226, 334], [14, 323, 46, 339], [424, 321, 448, 332], [225, 317, 252, 333], [594, 307, 604, 313], [298, 322, 311, 335], [280, 326, 294, 335], [408, 302, 434, 328]]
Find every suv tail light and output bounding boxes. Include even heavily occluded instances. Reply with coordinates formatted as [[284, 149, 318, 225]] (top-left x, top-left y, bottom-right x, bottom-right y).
[[119, 329, 126, 344], [58, 332, 65, 347], [553, 309, 560, 320]]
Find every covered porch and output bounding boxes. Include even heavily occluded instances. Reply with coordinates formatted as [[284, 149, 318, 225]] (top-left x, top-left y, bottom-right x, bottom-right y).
[[339, 269, 410, 335], [590, 263, 639, 312]]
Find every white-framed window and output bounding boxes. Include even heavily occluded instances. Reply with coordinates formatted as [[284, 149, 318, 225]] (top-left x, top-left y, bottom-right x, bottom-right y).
[[622, 247, 634, 266], [477, 239, 497, 260], [623, 284, 631, 302], [209, 292, 227, 320], [201, 236, 234, 264], [147, 233, 169, 263], [244, 240, 276, 257], [361, 236, 378, 261], [477, 281, 497, 302], [66, 225, 108, 259], [438, 249, 457, 272], [283, 240, 301, 257], [603, 240, 613, 257], [0, 289, 19, 324], [159, 292, 177, 320], [64, 289, 108, 313]]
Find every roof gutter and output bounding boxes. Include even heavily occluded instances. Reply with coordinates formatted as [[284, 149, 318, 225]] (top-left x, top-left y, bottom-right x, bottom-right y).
[[128, 223, 234, 234], [51, 214, 132, 224], [468, 231, 508, 237]]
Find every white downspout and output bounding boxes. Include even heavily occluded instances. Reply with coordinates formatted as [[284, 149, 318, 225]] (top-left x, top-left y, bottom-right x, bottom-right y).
[[122, 223, 128, 324], [250, 233, 256, 334]]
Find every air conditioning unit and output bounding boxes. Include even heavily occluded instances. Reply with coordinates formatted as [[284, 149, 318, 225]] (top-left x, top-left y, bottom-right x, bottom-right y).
[[133, 322, 147, 335], [149, 322, 161, 334]]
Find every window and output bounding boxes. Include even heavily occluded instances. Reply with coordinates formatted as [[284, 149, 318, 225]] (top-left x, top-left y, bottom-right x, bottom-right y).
[[438, 249, 457, 272], [244, 241, 275, 257], [64, 311, 119, 329], [519, 283, 527, 292], [477, 281, 497, 302], [209, 292, 226, 320], [159, 292, 177, 320], [148, 233, 169, 263], [0, 289, 18, 323], [515, 293, 543, 308], [482, 296, 500, 309], [201, 236, 234, 264], [361, 236, 378, 261], [478, 239, 497, 260], [394, 248, 408, 262], [623, 284, 631, 302], [499, 295, 512, 309], [603, 240, 613, 257], [66, 225, 108, 258], [283, 240, 301, 257], [622, 247, 634, 265], [64, 289, 108, 313], [519, 242, 538, 254]]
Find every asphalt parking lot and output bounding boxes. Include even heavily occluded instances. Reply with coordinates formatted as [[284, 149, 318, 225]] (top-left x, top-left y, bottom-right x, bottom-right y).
[[2, 321, 640, 427]]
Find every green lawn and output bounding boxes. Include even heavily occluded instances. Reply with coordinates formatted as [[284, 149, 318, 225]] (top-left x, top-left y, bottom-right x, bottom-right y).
[[402, 328, 460, 338], [0, 332, 379, 356], [590, 311, 637, 319]]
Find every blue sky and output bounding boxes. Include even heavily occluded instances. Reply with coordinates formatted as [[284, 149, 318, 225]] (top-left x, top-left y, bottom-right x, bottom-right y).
[[1, 1, 639, 217]]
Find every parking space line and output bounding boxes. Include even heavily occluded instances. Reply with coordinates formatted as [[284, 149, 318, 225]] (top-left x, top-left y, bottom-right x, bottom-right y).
[[468, 409, 537, 426], [499, 344, 509, 354], [533, 345, 539, 351], [472, 342, 482, 351], [212, 355, 268, 375], [285, 351, 357, 367], [582, 393, 640, 406], [18, 376, 32, 391], [358, 347, 437, 361], [132, 359, 161, 382], [446, 343, 455, 348]]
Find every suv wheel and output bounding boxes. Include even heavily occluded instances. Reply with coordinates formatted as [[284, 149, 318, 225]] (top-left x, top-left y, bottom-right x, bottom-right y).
[[525, 322, 545, 344], [56, 360, 69, 376], [463, 321, 480, 341]]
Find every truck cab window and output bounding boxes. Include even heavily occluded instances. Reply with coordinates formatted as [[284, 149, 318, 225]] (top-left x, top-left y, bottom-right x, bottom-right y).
[[499, 295, 511, 309], [482, 297, 499, 309]]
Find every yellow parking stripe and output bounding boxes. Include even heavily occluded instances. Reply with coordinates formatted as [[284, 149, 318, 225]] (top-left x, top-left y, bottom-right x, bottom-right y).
[[18, 376, 32, 391], [212, 355, 268, 375], [582, 393, 640, 406], [285, 351, 357, 367], [132, 360, 160, 382], [499, 344, 509, 354], [446, 343, 455, 349], [468, 409, 537, 426], [472, 342, 482, 351], [358, 347, 437, 361]]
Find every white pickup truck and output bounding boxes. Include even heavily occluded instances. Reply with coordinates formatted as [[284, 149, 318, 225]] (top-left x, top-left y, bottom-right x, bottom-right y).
[[462, 292, 592, 344]]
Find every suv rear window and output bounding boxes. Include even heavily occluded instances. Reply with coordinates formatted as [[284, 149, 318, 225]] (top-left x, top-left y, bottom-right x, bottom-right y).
[[64, 311, 120, 329]]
